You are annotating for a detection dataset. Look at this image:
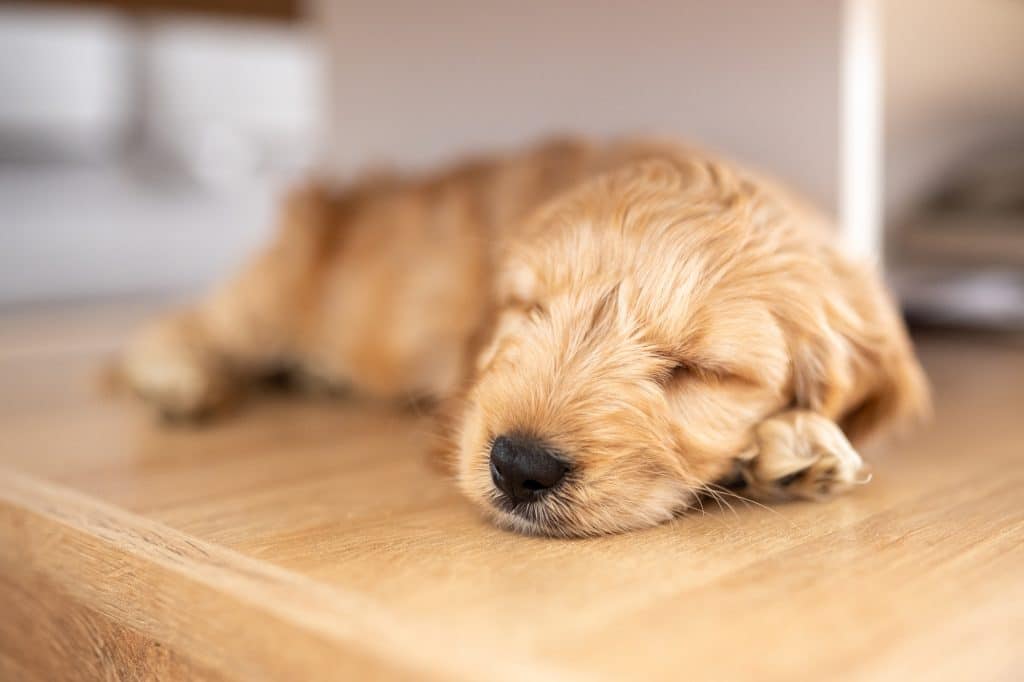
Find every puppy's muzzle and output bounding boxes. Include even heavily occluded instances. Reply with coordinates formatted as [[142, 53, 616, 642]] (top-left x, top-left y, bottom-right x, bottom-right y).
[[489, 435, 568, 503]]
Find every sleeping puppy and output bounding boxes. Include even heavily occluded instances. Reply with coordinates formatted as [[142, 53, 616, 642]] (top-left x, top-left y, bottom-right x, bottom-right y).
[[121, 137, 929, 537]]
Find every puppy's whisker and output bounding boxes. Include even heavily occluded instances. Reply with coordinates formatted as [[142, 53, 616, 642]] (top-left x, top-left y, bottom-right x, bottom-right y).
[[703, 486, 739, 520], [691, 492, 707, 518], [702, 482, 798, 528]]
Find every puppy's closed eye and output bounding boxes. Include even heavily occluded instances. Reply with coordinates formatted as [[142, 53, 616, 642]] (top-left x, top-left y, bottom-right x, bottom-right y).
[[521, 302, 546, 319], [655, 355, 754, 389], [652, 356, 695, 385]]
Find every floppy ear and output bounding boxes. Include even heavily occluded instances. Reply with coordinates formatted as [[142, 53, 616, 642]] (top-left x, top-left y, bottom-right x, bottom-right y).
[[787, 251, 930, 445]]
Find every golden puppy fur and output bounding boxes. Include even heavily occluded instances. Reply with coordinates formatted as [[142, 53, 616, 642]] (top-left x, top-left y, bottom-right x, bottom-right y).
[[121, 137, 929, 537]]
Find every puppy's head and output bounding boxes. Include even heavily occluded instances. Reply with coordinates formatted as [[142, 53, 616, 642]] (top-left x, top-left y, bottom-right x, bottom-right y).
[[454, 158, 925, 536]]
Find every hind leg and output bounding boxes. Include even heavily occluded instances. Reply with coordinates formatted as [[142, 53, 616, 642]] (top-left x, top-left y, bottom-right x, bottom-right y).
[[122, 264, 299, 419], [121, 308, 240, 419], [121, 185, 328, 419]]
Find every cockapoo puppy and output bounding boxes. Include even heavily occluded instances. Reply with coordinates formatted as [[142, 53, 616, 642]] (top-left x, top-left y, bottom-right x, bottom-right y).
[[121, 138, 928, 536]]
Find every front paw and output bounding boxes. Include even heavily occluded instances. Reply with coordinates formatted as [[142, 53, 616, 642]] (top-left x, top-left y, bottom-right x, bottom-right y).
[[739, 410, 870, 501]]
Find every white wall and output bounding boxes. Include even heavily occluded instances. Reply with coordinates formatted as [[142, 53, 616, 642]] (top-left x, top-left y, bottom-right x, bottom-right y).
[[2, 2, 849, 304], [316, 0, 843, 212]]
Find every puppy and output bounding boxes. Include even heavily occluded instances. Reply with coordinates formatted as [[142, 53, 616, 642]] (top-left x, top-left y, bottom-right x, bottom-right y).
[[121, 137, 929, 536]]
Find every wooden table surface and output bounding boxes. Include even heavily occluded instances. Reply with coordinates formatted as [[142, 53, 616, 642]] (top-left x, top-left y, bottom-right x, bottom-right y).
[[1, 301, 1022, 681]]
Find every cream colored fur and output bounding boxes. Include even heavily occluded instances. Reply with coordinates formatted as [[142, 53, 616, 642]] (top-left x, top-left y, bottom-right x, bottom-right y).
[[120, 138, 929, 536]]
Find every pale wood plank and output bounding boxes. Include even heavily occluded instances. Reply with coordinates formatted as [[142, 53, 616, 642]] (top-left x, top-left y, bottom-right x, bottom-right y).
[[0, 469, 573, 681], [0, 303, 1022, 680]]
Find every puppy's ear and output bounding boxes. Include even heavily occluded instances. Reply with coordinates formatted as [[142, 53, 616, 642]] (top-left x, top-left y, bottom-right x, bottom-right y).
[[787, 252, 930, 445]]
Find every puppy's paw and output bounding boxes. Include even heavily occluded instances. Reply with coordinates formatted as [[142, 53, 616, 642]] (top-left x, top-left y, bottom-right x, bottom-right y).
[[120, 315, 234, 420], [739, 410, 869, 501]]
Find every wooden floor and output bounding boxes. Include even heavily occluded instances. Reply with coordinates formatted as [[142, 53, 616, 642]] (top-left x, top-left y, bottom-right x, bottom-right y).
[[1, 301, 1022, 681]]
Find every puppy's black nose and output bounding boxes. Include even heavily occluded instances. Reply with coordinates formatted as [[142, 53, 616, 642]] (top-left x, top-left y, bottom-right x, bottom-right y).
[[490, 435, 567, 502]]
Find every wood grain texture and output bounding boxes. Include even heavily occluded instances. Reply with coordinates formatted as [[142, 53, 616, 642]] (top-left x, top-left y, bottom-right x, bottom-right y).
[[0, 301, 1022, 681]]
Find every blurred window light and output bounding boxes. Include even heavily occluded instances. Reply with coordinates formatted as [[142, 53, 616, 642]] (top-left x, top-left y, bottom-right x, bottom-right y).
[[142, 17, 323, 188], [0, 5, 131, 160], [0, 7, 320, 304]]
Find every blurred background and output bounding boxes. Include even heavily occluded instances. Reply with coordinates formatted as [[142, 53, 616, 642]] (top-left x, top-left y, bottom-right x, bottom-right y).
[[1, 0, 1022, 328]]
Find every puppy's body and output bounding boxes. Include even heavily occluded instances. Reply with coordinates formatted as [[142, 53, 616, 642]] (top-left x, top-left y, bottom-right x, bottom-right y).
[[123, 138, 928, 536], [125, 139, 696, 409]]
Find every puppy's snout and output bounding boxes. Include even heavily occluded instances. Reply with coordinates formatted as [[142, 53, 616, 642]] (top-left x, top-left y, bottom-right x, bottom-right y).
[[489, 435, 567, 502]]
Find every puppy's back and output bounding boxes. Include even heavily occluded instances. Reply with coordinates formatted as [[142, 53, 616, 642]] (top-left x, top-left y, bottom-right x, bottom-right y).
[[261, 138, 837, 401]]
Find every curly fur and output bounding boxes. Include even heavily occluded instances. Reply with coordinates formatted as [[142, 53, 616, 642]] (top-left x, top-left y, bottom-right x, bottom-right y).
[[120, 137, 929, 536]]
